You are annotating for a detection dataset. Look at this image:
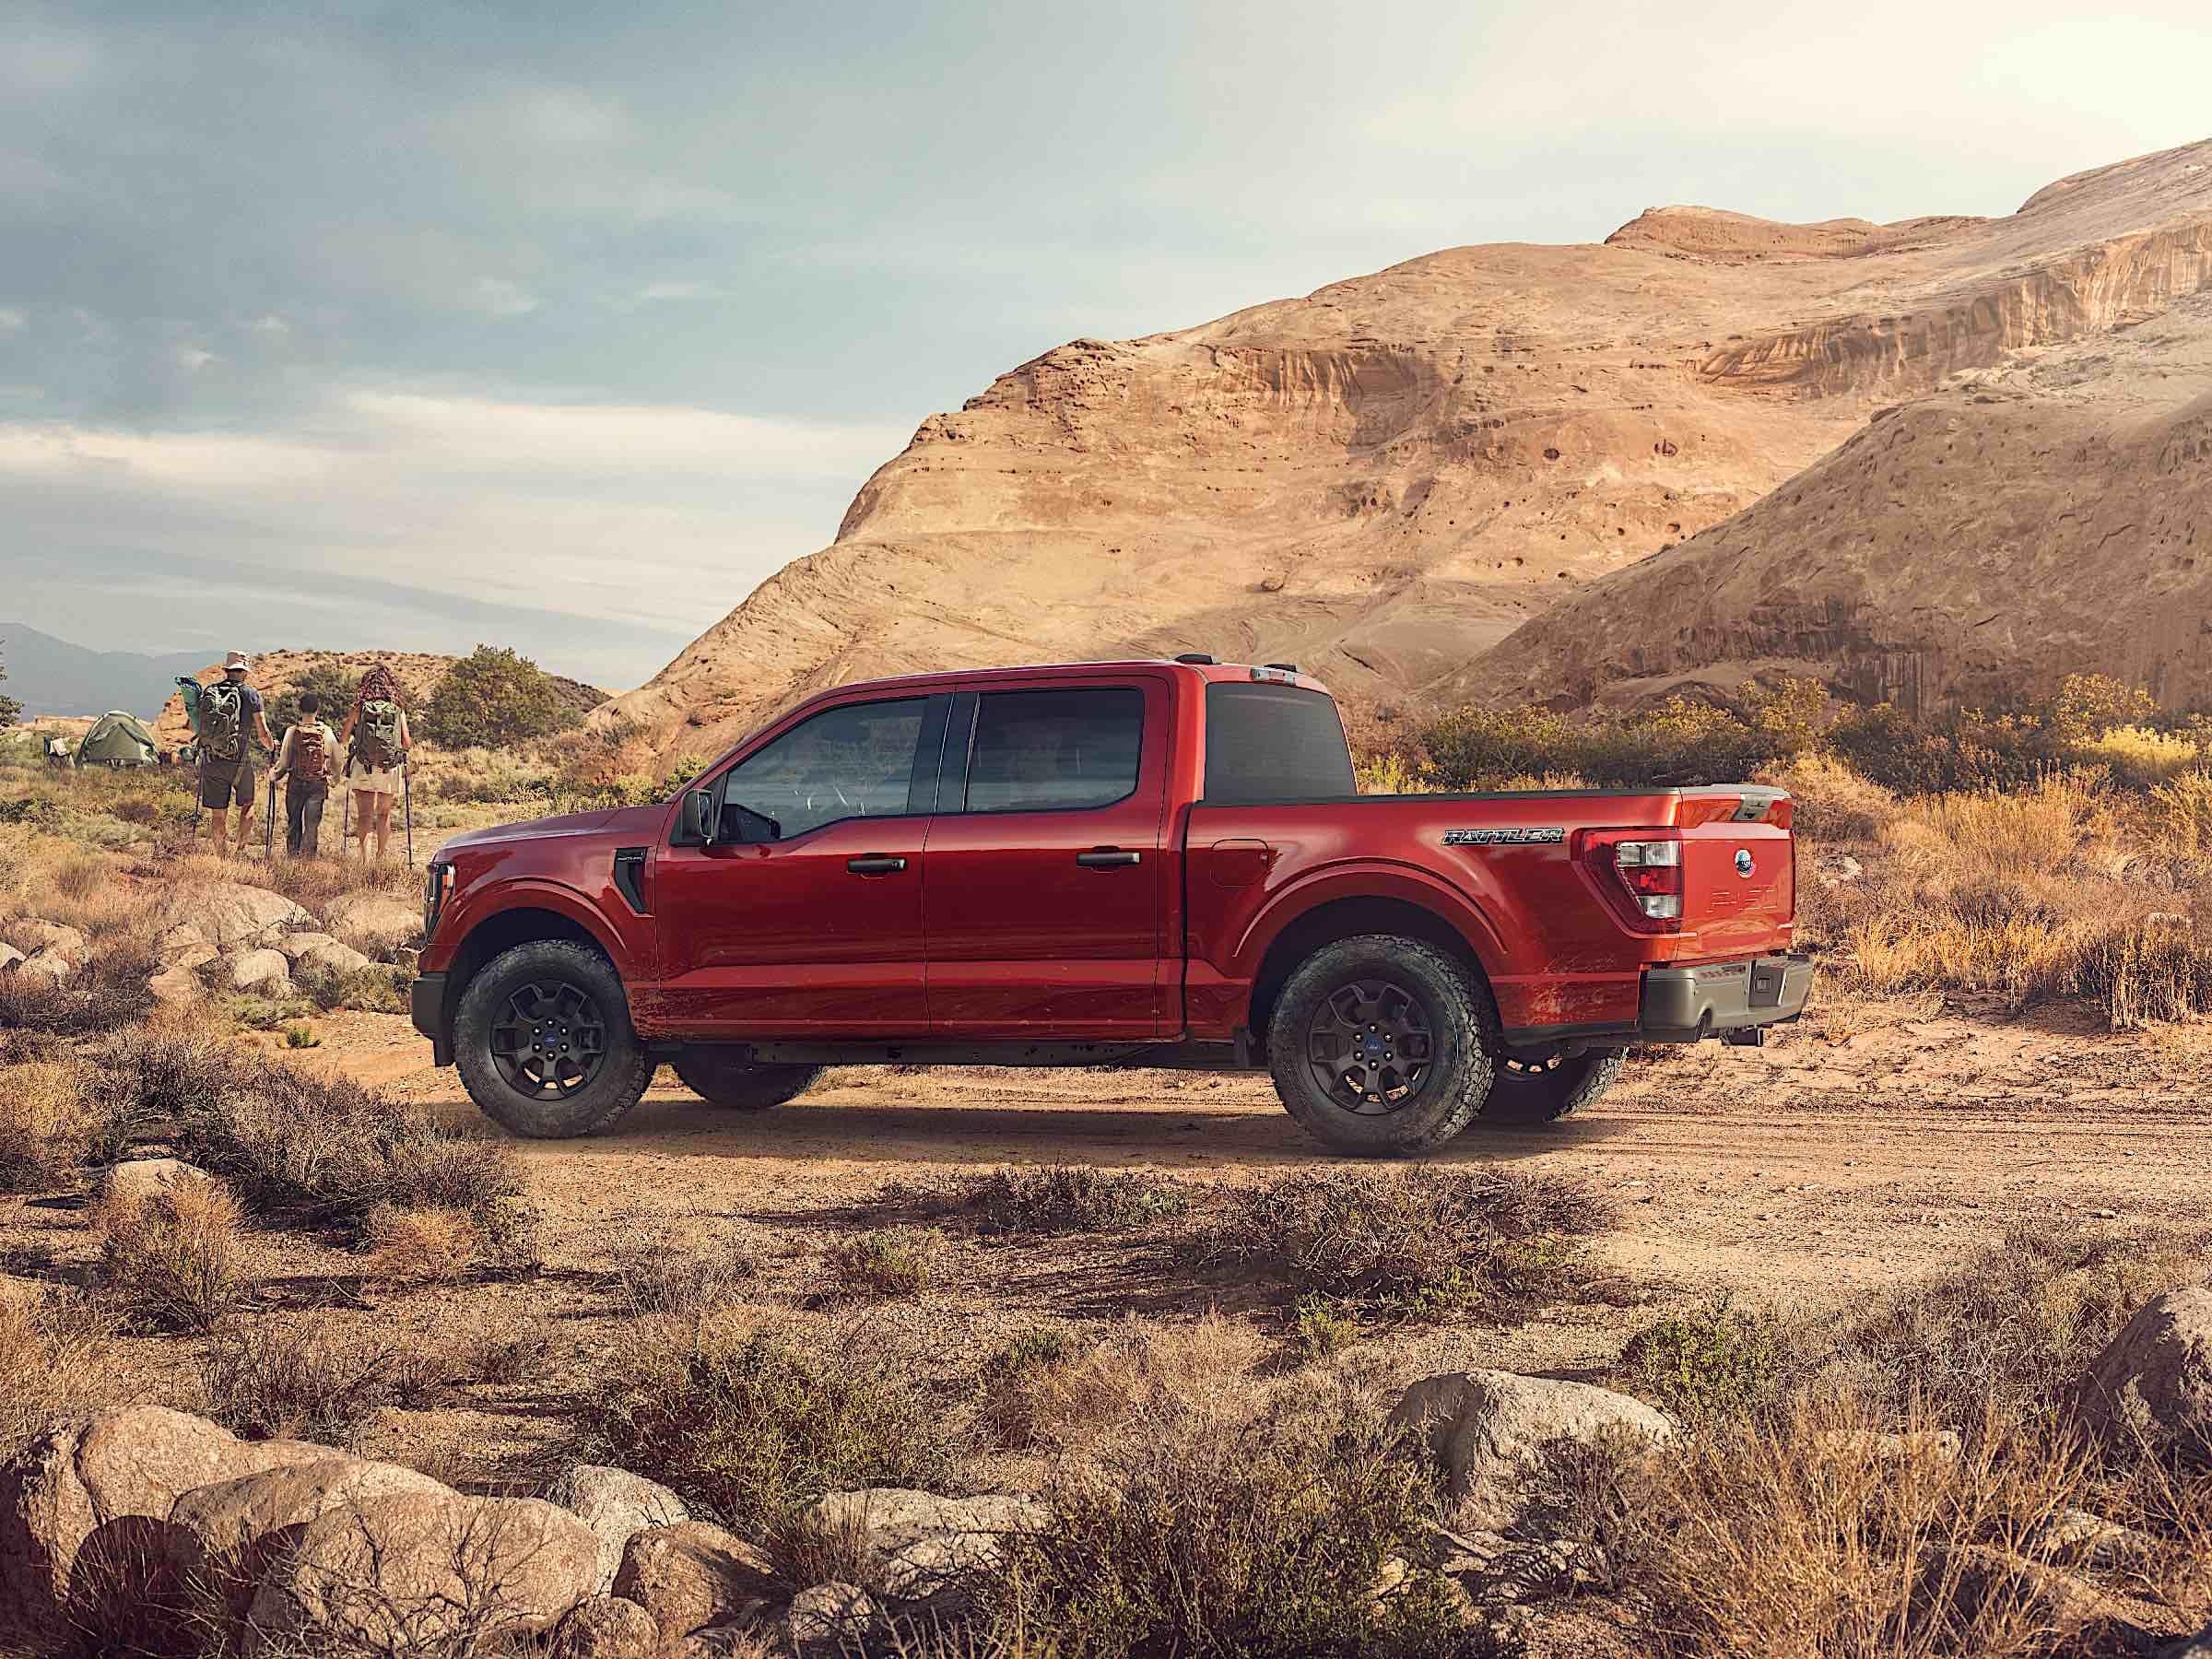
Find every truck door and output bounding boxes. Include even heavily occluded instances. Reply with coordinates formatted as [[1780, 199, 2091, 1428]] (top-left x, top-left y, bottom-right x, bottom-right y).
[[652, 693, 945, 1036], [922, 677, 1170, 1038]]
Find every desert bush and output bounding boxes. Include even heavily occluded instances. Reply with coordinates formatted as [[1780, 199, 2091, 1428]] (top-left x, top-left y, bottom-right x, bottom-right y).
[[0, 1058, 96, 1192], [198, 1313, 443, 1442], [97, 1172, 246, 1333], [2079, 915, 2212, 1028], [1620, 1394, 2091, 1659], [977, 1326, 1078, 1449], [996, 1315, 1269, 1456], [590, 1316, 959, 1530], [608, 1232, 763, 1317], [980, 1382, 1473, 1658], [449, 1308, 557, 1387], [825, 1227, 938, 1298], [1289, 1294, 1360, 1362], [1618, 1295, 1792, 1425], [1422, 682, 1826, 792], [0, 941, 158, 1036], [1208, 1167, 1613, 1321], [0, 1288, 122, 1463], [300, 959, 411, 1015], [1758, 749, 1894, 841], [952, 1165, 1196, 1235], [1354, 750, 1441, 794], [1800, 1223, 2202, 1429], [2077, 724, 2202, 787], [361, 1202, 482, 1283], [90, 1027, 526, 1238]]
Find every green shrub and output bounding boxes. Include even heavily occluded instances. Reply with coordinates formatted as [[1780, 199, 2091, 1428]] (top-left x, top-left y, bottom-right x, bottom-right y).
[[419, 644, 582, 748], [264, 658, 362, 733], [1288, 1294, 1360, 1361], [591, 1321, 959, 1530], [1618, 1296, 1790, 1424]]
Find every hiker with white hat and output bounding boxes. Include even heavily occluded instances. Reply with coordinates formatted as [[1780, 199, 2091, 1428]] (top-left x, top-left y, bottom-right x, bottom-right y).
[[194, 652, 276, 858]]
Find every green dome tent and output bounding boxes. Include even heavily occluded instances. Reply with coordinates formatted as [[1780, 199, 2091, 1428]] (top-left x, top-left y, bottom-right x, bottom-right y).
[[76, 711, 159, 768]]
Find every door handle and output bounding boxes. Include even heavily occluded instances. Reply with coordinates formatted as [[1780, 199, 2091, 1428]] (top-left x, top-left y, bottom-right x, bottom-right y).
[[846, 855, 908, 876], [1076, 848, 1142, 868]]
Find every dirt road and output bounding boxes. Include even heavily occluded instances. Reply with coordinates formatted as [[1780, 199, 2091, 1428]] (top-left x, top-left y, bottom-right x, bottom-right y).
[[315, 987, 2212, 1310]]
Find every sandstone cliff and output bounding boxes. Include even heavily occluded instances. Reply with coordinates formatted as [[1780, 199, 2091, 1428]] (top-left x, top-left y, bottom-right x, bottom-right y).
[[607, 136, 2212, 757]]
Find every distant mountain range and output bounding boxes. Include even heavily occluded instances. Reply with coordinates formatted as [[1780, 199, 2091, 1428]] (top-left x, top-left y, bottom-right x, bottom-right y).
[[0, 623, 214, 718]]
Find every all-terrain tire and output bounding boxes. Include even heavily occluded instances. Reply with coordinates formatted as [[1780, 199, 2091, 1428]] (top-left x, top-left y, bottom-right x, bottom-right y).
[[1265, 934, 1497, 1157], [671, 1049, 823, 1112], [454, 939, 653, 1139], [1469, 1049, 1626, 1128]]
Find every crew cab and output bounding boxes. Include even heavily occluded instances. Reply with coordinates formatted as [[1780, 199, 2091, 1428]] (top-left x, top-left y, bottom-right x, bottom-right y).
[[412, 658, 1810, 1155]]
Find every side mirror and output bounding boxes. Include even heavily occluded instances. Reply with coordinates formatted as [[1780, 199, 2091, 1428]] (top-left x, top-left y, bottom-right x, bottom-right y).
[[676, 789, 716, 847]]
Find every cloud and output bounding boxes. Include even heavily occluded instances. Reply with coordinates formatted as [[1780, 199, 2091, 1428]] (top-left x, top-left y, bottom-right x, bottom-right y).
[[465, 277, 540, 318], [0, 309, 23, 334]]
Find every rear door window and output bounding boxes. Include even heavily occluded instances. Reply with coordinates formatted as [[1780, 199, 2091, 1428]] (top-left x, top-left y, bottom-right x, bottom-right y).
[[960, 688, 1144, 813], [1203, 683, 1356, 802]]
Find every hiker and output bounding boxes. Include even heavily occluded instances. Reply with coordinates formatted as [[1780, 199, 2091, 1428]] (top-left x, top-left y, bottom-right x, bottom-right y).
[[338, 663, 412, 864], [194, 653, 276, 858], [271, 690, 337, 857]]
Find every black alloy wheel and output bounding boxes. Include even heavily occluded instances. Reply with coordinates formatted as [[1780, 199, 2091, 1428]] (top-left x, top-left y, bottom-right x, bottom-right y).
[[488, 979, 609, 1100], [454, 939, 653, 1138], [1304, 977, 1437, 1114], [1469, 1047, 1627, 1128]]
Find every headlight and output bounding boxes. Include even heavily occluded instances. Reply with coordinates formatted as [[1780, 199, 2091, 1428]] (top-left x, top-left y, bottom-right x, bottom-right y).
[[424, 862, 455, 936]]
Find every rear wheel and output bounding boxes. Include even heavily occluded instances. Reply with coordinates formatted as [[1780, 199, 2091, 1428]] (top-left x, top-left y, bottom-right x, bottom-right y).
[[454, 940, 653, 1138], [1265, 934, 1496, 1157], [1471, 1049, 1625, 1127], [671, 1049, 822, 1112]]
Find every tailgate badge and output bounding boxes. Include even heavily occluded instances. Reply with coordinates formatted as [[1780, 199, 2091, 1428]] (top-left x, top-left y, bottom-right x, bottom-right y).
[[1734, 848, 1755, 877], [1443, 827, 1565, 846]]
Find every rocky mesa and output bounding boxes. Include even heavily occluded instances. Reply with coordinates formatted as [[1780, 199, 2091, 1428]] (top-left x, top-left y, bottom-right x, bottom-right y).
[[605, 136, 2212, 759]]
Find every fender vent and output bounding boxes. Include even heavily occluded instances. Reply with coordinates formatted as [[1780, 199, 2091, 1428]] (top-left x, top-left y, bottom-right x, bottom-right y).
[[612, 846, 649, 914]]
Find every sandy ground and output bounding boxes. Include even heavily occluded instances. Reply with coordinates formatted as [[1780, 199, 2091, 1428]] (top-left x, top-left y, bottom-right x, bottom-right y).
[[14, 985, 2207, 1488]]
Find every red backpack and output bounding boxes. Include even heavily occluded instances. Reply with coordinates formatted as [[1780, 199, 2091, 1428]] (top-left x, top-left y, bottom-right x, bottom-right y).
[[290, 724, 330, 782]]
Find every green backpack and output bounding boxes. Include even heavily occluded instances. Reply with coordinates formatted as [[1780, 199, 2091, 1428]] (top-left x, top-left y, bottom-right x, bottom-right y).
[[355, 699, 403, 771], [199, 682, 244, 761]]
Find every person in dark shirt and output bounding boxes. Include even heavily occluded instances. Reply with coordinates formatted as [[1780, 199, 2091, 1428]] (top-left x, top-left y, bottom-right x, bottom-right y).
[[197, 651, 277, 858]]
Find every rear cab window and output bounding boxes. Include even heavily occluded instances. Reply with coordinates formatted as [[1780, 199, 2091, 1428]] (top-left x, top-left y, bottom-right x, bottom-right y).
[[1202, 683, 1356, 803]]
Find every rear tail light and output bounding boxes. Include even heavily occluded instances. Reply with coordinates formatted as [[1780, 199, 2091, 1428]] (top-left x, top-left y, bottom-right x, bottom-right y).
[[1579, 829, 1683, 933]]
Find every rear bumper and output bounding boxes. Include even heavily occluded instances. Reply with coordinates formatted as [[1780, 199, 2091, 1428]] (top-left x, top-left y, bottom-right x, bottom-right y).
[[410, 971, 453, 1066], [1637, 952, 1813, 1041]]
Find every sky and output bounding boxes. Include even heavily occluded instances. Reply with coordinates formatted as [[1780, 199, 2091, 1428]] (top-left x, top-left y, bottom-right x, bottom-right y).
[[3, 1, 2208, 691]]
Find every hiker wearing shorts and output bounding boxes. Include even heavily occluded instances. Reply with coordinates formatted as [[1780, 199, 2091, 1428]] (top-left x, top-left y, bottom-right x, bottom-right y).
[[194, 653, 276, 858], [338, 664, 412, 864], [272, 691, 338, 857]]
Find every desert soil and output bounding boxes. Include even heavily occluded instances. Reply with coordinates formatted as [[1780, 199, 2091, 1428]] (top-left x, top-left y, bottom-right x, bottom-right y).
[[14, 987, 2206, 1490]]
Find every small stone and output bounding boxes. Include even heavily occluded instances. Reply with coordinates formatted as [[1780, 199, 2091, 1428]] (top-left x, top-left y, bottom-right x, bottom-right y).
[[101, 1159, 213, 1207]]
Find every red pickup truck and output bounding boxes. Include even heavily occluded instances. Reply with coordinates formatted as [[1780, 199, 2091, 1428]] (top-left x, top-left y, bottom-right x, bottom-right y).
[[412, 658, 1809, 1155]]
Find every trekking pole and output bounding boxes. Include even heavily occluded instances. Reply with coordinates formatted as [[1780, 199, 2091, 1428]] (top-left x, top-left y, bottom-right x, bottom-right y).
[[403, 759, 414, 869], [190, 755, 203, 839], [265, 777, 276, 861]]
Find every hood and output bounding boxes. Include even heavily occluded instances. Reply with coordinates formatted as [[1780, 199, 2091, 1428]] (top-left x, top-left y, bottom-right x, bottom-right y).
[[432, 801, 667, 858]]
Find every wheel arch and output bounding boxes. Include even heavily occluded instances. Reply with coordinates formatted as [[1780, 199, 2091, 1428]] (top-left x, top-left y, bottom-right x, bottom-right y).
[[439, 898, 625, 1036], [1246, 889, 1498, 1045]]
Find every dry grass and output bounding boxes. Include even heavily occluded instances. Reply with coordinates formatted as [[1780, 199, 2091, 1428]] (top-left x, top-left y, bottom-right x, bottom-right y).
[[983, 1314, 1268, 1453], [942, 1165, 1197, 1236], [0, 1287, 124, 1463], [607, 1230, 764, 1317], [824, 1228, 940, 1298], [360, 1202, 483, 1284], [1208, 1166, 1615, 1321], [197, 1312, 443, 1443], [96, 1171, 247, 1333], [1759, 750, 1895, 842], [0, 1058, 96, 1193]]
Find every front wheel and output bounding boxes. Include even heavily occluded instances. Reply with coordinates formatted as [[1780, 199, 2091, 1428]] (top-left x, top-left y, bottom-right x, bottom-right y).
[[453, 940, 653, 1138], [1469, 1049, 1625, 1128], [1265, 935, 1496, 1157], [671, 1049, 822, 1112]]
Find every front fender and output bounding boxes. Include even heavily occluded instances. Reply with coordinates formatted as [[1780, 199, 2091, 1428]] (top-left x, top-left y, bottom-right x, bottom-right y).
[[430, 877, 641, 979]]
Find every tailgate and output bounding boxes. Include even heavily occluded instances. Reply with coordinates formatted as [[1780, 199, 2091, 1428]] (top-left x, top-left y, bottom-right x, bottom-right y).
[[1677, 786, 1794, 957]]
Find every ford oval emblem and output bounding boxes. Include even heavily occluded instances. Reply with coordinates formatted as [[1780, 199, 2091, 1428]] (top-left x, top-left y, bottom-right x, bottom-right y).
[[1734, 848, 1755, 877]]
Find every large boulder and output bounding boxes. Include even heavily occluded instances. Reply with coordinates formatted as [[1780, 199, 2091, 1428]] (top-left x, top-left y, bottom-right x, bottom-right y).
[[2078, 1288, 2212, 1465], [324, 891, 422, 959], [1388, 1371, 1674, 1526], [0, 942, 25, 972], [271, 931, 340, 962], [548, 1593, 663, 1658], [295, 939, 375, 980], [0, 1407, 325, 1630], [12, 921, 89, 960], [612, 1521, 778, 1641], [147, 964, 205, 1007], [244, 1491, 597, 1652], [17, 950, 74, 986], [546, 1463, 690, 1594], [166, 883, 313, 950], [100, 1158, 212, 1208], [799, 1488, 1051, 1611], [167, 1455, 455, 1621], [228, 948, 292, 995]]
